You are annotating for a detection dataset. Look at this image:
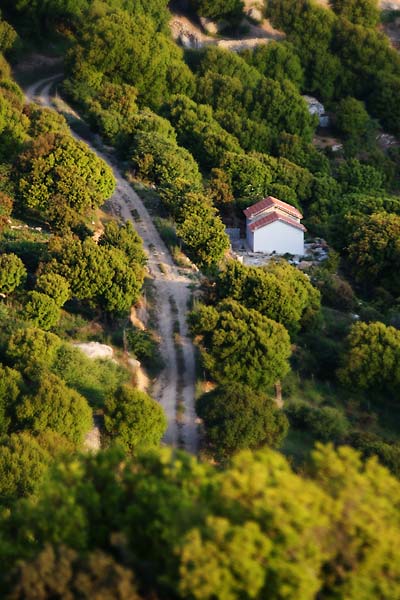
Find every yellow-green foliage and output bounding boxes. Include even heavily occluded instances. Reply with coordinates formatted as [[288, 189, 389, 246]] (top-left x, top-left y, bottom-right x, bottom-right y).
[[2, 445, 400, 598]]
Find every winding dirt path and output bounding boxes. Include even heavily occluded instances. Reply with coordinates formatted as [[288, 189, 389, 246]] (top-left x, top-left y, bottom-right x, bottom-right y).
[[24, 75, 199, 454]]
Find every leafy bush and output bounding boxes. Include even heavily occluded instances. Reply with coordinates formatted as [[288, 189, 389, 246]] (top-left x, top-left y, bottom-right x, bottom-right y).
[[126, 327, 163, 376], [286, 401, 350, 442]]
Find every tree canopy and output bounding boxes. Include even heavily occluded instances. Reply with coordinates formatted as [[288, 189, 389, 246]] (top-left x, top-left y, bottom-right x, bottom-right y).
[[104, 385, 167, 453], [339, 321, 400, 395], [17, 133, 115, 230], [197, 385, 288, 460], [190, 299, 291, 390]]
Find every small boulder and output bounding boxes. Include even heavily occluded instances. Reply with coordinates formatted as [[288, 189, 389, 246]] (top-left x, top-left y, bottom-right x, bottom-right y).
[[247, 7, 263, 22], [199, 16, 219, 35]]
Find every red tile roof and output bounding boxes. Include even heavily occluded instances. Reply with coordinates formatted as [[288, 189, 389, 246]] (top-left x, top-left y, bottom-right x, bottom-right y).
[[248, 211, 307, 233], [243, 196, 303, 220]]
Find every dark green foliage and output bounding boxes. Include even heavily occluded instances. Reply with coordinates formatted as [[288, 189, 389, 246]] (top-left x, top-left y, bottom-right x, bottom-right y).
[[126, 327, 162, 374], [195, 47, 316, 143], [349, 431, 400, 478], [176, 193, 230, 270], [330, 0, 380, 27], [130, 131, 202, 192], [276, 133, 330, 175], [0, 253, 26, 294], [333, 19, 400, 103], [164, 94, 243, 169], [190, 299, 291, 390], [104, 385, 167, 452], [369, 73, 400, 136], [220, 152, 272, 198], [99, 220, 146, 267], [337, 158, 384, 193], [335, 97, 371, 140], [0, 16, 17, 53], [190, 0, 244, 22], [198, 385, 288, 459], [266, 0, 341, 101], [0, 364, 23, 436], [84, 82, 139, 144], [286, 401, 350, 442], [25, 105, 69, 138], [316, 273, 356, 312], [345, 211, 400, 293], [0, 191, 13, 229], [0, 432, 49, 503], [207, 168, 234, 205]]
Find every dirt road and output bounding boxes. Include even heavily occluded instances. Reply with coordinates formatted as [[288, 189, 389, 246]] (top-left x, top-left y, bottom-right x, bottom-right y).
[[24, 75, 199, 454]]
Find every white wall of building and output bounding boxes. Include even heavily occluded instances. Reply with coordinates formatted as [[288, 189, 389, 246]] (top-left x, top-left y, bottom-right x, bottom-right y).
[[250, 220, 304, 255]]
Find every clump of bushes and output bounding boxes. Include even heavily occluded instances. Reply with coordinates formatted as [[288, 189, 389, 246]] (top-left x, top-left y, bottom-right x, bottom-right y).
[[285, 401, 350, 442]]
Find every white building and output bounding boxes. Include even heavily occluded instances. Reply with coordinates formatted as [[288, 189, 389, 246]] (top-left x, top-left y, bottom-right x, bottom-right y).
[[244, 196, 306, 255]]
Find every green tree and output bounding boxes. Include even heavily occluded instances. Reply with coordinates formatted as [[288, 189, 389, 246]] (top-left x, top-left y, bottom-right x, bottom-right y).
[[0, 17, 17, 53], [25, 291, 60, 330], [0, 364, 23, 436], [6, 327, 62, 375], [220, 152, 272, 198], [190, 0, 244, 21], [216, 260, 321, 333], [17, 133, 115, 229], [46, 234, 144, 315], [336, 97, 371, 140], [164, 94, 243, 169], [310, 443, 400, 599], [276, 132, 329, 175], [338, 321, 400, 395], [191, 299, 291, 391], [104, 385, 167, 453], [179, 516, 270, 600], [130, 131, 202, 192], [25, 105, 69, 138], [16, 373, 92, 445], [197, 385, 288, 460], [0, 253, 26, 295], [2, 444, 400, 598], [36, 272, 71, 307], [177, 194, 230, 270], [369, 73, 400, 137], [244, 41, 304, 88], [330, 0, 379, 27], [98, 221, 146, 267], [346, 211, 400, 293], [0, 432, 53, 503], [338, 159, 384, 193], [65, 9, 194, 110]]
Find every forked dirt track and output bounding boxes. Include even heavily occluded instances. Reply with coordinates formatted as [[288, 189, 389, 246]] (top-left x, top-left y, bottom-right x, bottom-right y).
[[24, 75, 199, 455]]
